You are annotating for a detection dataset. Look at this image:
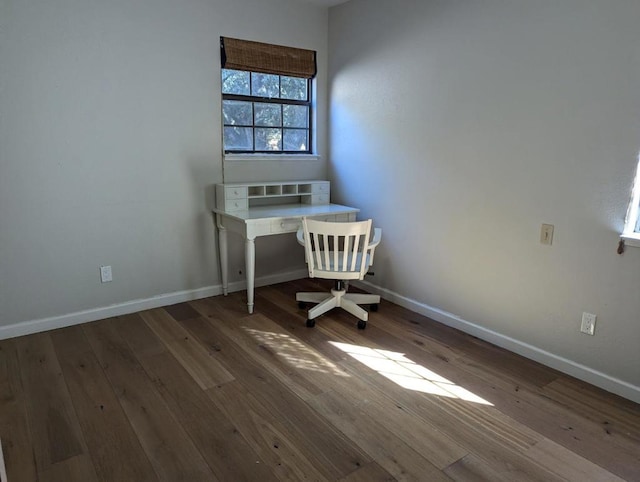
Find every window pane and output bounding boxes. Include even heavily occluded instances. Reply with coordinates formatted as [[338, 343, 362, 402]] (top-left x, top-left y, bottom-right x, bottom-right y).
[[281, 76, 307, 100], [255, 128, 282, 151], [283, 129, 308, 151], [254, 103, 282, 127], [224, 127, 253, 151], [252, 73, 280, 98], [221, 69, 250, 95], [283, 105, 308, 128], [223, 100, 252, 126]]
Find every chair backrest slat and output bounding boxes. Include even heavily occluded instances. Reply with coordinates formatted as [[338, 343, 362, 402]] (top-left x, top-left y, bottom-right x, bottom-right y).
[[331, 234, 345, 271], [312, 232, 323, 270]]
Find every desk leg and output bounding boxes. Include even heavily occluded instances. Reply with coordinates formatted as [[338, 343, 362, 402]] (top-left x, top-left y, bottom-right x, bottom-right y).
[[245, 237, 255, 314], [216, 214, 228, 296]]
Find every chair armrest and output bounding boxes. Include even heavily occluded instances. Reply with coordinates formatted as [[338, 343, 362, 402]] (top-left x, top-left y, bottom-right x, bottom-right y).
[[367, 228, 382, 266], [369, 228, 382, 249], [296, 227, 305, 246]]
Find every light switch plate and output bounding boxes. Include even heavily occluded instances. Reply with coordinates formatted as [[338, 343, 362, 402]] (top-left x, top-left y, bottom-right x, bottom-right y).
[[540, 224, 554, 245]]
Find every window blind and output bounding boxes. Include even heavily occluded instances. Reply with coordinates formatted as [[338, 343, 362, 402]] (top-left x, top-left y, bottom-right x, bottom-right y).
[[220, 37, 317, 79]]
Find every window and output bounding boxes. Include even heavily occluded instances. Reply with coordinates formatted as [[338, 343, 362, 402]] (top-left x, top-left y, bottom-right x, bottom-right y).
[[222, 69, 311, 153], [220, 37, 316, 155], [622, 156, 640, 247]]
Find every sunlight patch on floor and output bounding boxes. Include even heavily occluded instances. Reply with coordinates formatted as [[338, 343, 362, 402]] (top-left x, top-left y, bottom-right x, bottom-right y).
[[329, 341, 492, 405], [244, 328, 349, 377]]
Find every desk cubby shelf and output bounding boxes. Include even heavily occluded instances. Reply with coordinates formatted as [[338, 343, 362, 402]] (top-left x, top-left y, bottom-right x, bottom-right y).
[[216, 180, 330, 212]]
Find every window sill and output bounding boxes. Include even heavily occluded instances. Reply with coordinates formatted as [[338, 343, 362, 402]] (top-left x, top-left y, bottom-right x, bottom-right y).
[[224, 153, 320, 162], [621, 233, 640, 248]]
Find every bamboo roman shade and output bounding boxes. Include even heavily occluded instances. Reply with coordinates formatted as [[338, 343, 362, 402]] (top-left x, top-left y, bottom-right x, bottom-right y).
[[220, 37, 317, 79]]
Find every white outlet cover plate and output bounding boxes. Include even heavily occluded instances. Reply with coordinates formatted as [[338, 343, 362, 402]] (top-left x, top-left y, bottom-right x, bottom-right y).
[[100, 265, 112, 283], [581, 312, 596, 335]]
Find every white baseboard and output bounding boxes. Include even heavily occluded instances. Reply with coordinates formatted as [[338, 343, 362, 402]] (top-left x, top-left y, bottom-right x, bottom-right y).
[[0, 437, 6, 482], [354, 279, 640, 405], [0, 269, 308, 341]]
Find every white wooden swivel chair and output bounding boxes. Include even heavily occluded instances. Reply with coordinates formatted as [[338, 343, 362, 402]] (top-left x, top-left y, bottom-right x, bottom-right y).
[[296, 218, 382, 329]]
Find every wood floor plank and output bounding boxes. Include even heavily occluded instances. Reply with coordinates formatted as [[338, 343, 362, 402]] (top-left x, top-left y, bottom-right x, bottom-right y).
[[290, 290, 640, 481], [337, 379, 469, 470], [114, 313, 167, 359], [372, 300, 474, 349], [308, 317, 562, 481], [248, 284, 640, 480], [0, 339, 37, 481], [308, 389, 452, 481], [208, 380, 335, 481], [204, 302, 467, 474], [177, 310, 372, 479], [253, 289, 559, 462], [351, 311, 640, 479], [338, 461, 396, 482], [453, 353, 640, 480], [325, 326, 541, 450], [542, 376, 640, 443], [338, 362, 564, 481], [50, 325, 158, 482], [164, 302, 201, 321], [232, 308, 469, 470], [140, 308, 234, 389], [249, 287, 350, 365], [14, 332, 87, 471], [82, 318, 215, 481], [38, 454, 98, 482], [112, 313, 279, 482], [443, 454, 512, 482], [210, 312, 330, 401], [524, 439, 625, 482]]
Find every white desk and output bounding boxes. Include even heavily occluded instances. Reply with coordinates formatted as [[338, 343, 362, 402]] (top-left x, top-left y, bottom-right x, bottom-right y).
[[214, 203, 359, 313]]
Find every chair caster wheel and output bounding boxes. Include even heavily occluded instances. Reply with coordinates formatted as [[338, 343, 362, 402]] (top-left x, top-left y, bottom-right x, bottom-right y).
[[298, 301, 307, 309], [370, 304, 379, 312], [357, 320, 367, 330], [306, 319, 316, 328]]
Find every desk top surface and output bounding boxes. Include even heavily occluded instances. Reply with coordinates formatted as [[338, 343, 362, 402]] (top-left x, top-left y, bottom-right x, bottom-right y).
[[213, 203, 359, 222]]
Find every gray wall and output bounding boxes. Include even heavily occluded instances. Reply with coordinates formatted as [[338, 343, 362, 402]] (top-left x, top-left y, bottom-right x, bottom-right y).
[[329, 0, 640, 398], [0, 0, 328, 328]]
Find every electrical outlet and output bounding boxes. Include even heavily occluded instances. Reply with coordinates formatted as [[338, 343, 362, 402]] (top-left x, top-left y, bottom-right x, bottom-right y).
[[580, 312, 596, 335], [540, 224, 554, 245], [100, 265, 112, 283]]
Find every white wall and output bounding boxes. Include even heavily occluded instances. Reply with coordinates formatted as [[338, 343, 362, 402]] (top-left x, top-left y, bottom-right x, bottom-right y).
[[0, 0, 328, 330], [329, 0, 640, 400]]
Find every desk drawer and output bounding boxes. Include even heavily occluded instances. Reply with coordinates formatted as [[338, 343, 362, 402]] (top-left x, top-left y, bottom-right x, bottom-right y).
[[224, 199, 248, 212], [335, 213, 355, 222], [309, 214, 336, 222], [224, 186, 248, 200], [312, 182, 330, 194], [309, 194, 329, 204], [271, 218, 302, 234]]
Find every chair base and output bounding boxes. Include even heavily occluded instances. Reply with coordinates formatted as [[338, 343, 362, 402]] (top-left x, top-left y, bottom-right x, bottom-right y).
[[296, 282, 380, 324]]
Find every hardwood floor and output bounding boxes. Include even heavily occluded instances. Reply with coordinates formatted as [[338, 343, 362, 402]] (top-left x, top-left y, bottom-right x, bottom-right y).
[[1, 278, 638, 481]]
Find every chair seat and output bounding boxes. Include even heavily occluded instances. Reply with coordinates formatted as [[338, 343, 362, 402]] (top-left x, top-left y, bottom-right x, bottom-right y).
[[309, 251, 371, 280]]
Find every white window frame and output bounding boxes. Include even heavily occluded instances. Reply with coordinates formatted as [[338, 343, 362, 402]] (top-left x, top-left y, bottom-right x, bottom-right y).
[[221, 70, 313, 155], [224, 153, 320, 161], [621, 157, 640, 247]]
